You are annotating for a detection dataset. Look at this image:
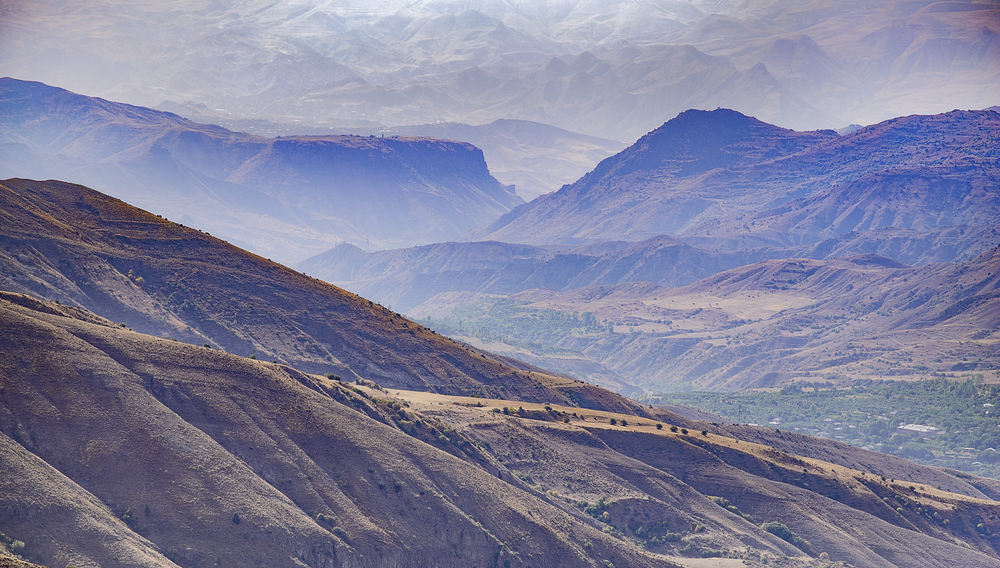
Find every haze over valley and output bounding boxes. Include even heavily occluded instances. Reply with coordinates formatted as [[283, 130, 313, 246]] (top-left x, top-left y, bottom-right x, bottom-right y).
[[1, 1, 999, 567], [302, 106, 1000, 400]]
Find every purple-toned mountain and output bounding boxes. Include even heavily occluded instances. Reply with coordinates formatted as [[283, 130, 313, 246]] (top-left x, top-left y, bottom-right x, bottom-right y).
[[0, 78, 521, 262], [469, 108, 999, 247]]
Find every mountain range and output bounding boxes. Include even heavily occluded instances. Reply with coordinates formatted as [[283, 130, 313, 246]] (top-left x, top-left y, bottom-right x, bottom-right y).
[[471, 107, 1000, 246], [2, 1, 999, 566], [377, 119, 627, 201], [151, 102, 629, 202], [4, 179, 1000, 568], [300, 106, 1000, 394], [0, 78, 521, 263], [2, 1, 996, 140], [297, 237, 773, 314], [298, 225, 1000, 317]]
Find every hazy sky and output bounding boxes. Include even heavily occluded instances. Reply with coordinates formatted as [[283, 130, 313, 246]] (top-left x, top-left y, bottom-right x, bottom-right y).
[[2, 0, 998, 138]]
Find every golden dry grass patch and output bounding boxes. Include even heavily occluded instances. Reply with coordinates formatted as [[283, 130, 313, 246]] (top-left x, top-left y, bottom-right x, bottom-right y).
[[385, 388, 994, 510], [663, 557, 750, 568]]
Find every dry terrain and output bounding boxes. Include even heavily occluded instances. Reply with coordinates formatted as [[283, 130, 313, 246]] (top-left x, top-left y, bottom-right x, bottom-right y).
[[0, 177, 649, 413], [415, 251, 1000, 391], [2, 178, 1000, 567], [3, 1, 995, 140], [4, 292, 1000, 567], [0, 79, 522, 262]]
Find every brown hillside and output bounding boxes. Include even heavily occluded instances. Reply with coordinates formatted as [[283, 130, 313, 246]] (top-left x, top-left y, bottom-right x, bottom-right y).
[[0, 178, 642, 413], [391, 389, 1000, 568], [4, 292, 1000, 567], [0, 557, 48, 568], [0, 292, 674, 568]]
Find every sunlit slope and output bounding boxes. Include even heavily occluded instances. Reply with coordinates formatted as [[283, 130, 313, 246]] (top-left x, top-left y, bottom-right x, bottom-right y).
[[0, 293, 672, 568], [4, 292, 1000, 568], [0, 178, 639, 412]]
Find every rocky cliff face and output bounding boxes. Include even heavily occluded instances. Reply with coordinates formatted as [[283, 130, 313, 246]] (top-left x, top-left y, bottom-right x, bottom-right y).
[[226, 134, 521, 245]]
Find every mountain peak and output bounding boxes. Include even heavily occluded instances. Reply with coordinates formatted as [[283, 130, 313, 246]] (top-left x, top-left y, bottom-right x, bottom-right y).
[[592, 107, 834, 181], [469, 108, 995, 246]]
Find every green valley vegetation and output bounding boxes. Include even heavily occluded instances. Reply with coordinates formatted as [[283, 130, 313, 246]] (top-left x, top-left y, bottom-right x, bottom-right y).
[[415, 297, 605, 355], [645, 377, 1000, 479]]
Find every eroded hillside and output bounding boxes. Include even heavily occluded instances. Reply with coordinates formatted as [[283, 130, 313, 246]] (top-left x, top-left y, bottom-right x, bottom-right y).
[[3, 292, 1000, 568], [0, 178, 632, 411], [0, 293, 674, 568]]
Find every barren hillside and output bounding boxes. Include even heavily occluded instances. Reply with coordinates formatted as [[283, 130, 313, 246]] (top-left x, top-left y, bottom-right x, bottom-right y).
[[3, 292, 1000, 567], [0, 178, 631, 411]]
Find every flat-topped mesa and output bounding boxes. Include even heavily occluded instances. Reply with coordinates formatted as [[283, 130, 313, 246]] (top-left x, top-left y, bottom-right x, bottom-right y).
[[0, 177, 648, 415], [0, 78, 522, 261]]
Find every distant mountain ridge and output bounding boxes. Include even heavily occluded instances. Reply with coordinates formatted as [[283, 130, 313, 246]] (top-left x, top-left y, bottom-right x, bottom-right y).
[[469, 108, 1000, 247], [146, 107, 628, 202], [378, 119, 627, 200], [297, 237, 775, 313], [3, 1, 995, 140], [0, 78, 521, 263], [297, 222, 1000, 316]]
